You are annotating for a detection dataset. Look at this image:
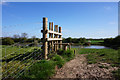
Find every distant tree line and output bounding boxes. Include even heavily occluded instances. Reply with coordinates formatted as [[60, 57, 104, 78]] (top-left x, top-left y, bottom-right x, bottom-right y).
[[104, 35, 120, 49], [63, 37, 86, 45], [62, 37, 105, 45], [1, 33, 120, 49], [1, 33, 41, 45]]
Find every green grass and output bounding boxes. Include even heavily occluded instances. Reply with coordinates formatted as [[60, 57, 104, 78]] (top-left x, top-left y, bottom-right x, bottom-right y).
[[86, 40, 104, 45], [21, 60, 56, 80], [20, 49, 75, 79], [2, 45, 41, 59], [1, 45, 75, 79], [57, 49, 75, 61], [1, 45, 41, 78], [79, 48, 119, 66], [51, 54, 65, 68], [79, 48, 120, 79], [112, 69, 120, 80]]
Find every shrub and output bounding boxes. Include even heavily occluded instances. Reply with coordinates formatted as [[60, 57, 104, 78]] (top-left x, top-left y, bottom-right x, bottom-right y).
[[2, 37, 14, 45]]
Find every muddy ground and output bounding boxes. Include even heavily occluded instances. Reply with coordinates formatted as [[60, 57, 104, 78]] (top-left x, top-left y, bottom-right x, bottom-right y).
[[51, 54, 118, 79]]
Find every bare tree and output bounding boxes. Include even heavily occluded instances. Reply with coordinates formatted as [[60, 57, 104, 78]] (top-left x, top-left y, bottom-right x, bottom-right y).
[[21, 33, 28, 38], [13, 34, 20, 38]]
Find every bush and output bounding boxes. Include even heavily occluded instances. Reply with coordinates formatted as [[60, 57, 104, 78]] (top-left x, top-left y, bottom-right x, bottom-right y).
[[2, 37, 14, 45]]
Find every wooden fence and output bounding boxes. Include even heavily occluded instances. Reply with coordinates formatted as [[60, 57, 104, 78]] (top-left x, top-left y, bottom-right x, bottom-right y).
[[41, 17, 71, 59]]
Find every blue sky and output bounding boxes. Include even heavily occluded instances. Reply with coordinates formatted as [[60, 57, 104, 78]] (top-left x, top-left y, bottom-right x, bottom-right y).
[[2, 2, 118, 38]]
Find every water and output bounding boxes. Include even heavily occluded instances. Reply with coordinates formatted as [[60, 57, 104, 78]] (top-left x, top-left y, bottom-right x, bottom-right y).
[[71, 45, 110, 49], [38, 44, 110, 49]]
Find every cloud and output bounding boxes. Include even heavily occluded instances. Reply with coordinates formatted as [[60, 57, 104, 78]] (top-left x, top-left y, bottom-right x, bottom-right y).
[[0, 0, 8, 5]]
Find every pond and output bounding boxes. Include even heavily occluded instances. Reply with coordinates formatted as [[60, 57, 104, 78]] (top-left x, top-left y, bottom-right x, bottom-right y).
[[71, 45, 110, 49], [38, 45, 110, 49]]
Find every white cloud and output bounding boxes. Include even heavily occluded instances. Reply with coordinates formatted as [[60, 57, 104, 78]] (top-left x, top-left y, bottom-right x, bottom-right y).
[[0, 0, 8, 5]]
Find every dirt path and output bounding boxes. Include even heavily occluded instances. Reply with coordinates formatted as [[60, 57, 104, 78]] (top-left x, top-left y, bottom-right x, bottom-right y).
[[52, 54, 118, 79]]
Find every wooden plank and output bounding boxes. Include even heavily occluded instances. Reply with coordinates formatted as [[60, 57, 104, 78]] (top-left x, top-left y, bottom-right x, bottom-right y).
[[47, 38, 62, 41], [48, 30, 62, 35], [54, 43, 69, 45]]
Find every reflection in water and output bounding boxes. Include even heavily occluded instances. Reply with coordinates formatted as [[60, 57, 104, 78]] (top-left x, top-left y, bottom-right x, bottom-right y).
[[71, 45, 110, 49]]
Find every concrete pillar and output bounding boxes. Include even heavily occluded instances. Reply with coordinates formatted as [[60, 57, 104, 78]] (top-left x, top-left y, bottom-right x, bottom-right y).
[[43, 17, 48, 59], [59, 27, 62, 49]]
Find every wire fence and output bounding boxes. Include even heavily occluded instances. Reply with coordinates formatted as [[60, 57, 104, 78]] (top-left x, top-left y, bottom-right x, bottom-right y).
[[1, 21, 44, 79], [2, 45, 43, 79]]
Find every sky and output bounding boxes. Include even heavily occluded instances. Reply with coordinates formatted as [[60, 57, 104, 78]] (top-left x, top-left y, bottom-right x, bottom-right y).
[[2, 2, 118, 39]]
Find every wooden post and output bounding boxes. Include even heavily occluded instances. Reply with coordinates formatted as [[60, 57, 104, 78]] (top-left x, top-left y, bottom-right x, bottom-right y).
[[43, 17, 48, 59], [48, 22, 52, 53], [55, 25, 58, 51], [51, 22, 54, 51], [59, 27, 62, 49], [69, 44, 71, 50], [54, 25, 56, 51], [64, 45, 67, 51]]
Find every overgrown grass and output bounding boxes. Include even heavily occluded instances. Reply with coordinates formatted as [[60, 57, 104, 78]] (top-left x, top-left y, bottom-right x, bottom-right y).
[[51, 54, 65, 68], [57, 49, 75, 61], [20, 49, 75, 79], [21, 60, 56, 80]]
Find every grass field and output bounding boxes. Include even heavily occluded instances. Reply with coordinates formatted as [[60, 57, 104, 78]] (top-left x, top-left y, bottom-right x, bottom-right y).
[[79, 48, 120, 79], [2, 45, 40, 59], [87, 40, 104, 45], [1, 45, 119, 79], [1, 45, 41, 78], [79, 48, 119, 66]]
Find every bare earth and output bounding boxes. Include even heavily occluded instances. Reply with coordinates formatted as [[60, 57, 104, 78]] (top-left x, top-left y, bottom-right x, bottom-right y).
[[52, 54, 118, 79]]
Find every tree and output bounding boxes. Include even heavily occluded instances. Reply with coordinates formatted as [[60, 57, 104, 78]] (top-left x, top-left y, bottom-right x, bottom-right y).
[[20, 33, 28, 43], [66, 37, 72, 43], [21, 33, 28, 38], [13, 34, 20, 39], [13, 34, 20, 43], [2, 37, 14, 45]]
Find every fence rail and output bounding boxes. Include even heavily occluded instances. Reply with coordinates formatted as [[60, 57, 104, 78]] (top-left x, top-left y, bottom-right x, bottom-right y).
[[41, 17, 63, 59], [41, 17, 71, 59], [2, 17, 71, 79]]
